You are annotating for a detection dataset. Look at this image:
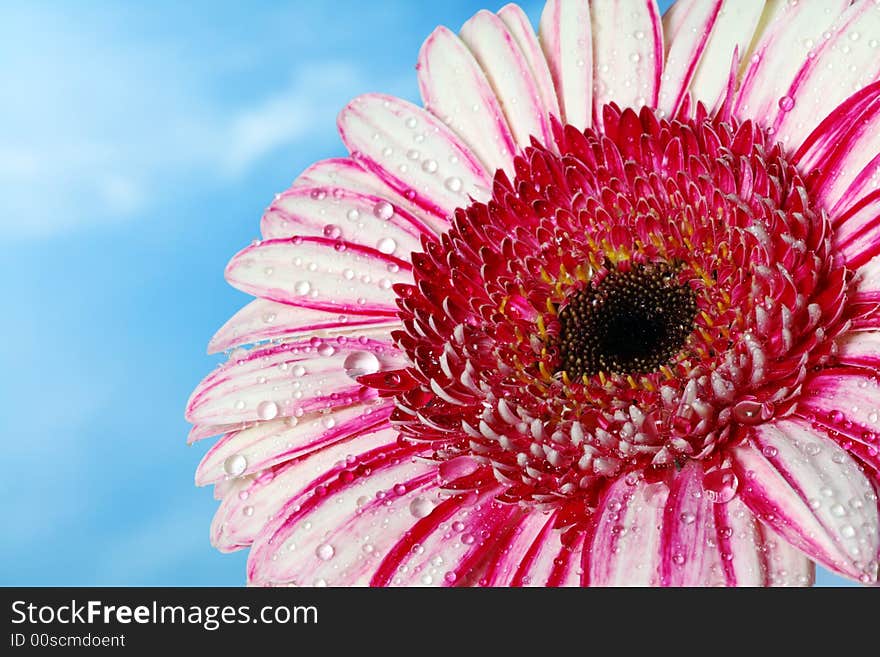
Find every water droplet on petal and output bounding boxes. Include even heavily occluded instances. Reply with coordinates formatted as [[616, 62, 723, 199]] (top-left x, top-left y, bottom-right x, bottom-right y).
[[323, 224, 342, 239], [223, 454, 247, 477], [733, 400, 775, 424], [778, 95, 795, 112], [373, 201, 394, 220], [316, 543, 335, 561], [409, 496, 435, 518], [343, 351, 381, 378], [376, 237, 397, 254], [257, 400, 279, 421], [703, 468, 739, 504], [294, 280, 312, 296], [438, 456, 479, 485], [444, 176, 463, 192]]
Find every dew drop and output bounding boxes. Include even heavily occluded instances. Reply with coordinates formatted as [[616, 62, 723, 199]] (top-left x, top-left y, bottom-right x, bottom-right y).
[[778, 95, 795, 112], [438, 456, 479, 485], [376, 237, 397, 254], [343, 351, 381, 378], [294, 280, 312, 296], [323, 224, 342, 239], [410, 496, 435, 518], [421, 159, 438, 173], [703, 468, 739, 504], [223, 454, 248, 477], [316, 543, 335, 561], [373, 201, 394, 220], [257, 400, 279, 421], [461, 533, 476, 545], [444, 176, 463, 192], [733, 400, 775, 424], [292, 364, 306, 377]]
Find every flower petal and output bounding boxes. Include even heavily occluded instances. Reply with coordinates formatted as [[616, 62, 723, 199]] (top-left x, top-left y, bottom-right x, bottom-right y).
[[211, 424, 396, 553], [224, 237, 411, 314], [207, 298, 400, 355], [261, 186, 429, 256], [831, 189, 880, 270], [497, 3, 561, 125], [538, 0, 593, 130], [585, 474, 668, 586], [733, 418, 879, 582], [479, 510, 579, 586], [687, 0, 765, 112], [772, 0, 880, 153], [195, 401, 394, 485], [803, 93, 880, 213], [589, 0, 662, 117], [657, 0, 724, 116], [417, 27, 516, 175], [371, 487, 522, 587], [660, 461, 727, 586], [338, 93, 493, 217], [661, 461, 795, 586], [247, 441, 435, 586], [292, 157, 450, 235], [459, 10, 554, 149], [794, 366, 880, 474], [185, 336, 406, 426], [758, 523, 816, 587], [733, 0, 850, 136]]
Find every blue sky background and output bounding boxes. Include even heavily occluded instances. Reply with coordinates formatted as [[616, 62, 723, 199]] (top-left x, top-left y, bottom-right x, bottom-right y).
[[0, 0, 849, 586]]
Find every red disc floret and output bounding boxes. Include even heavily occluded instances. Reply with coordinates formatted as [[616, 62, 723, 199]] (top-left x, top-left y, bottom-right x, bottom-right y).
[[365, 103, 849, 508]]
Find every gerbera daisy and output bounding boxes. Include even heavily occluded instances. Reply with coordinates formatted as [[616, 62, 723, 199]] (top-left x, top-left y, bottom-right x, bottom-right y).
[[187, 0, 880, 586]]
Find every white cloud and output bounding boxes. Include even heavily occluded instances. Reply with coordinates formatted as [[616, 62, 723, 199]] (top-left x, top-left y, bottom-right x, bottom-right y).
[[0, 6, 369, 241], [221, 63, 359, 177]]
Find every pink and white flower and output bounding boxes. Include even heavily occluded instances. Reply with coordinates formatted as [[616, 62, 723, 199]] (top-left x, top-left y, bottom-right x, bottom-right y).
[[187, 0, 880, 586]]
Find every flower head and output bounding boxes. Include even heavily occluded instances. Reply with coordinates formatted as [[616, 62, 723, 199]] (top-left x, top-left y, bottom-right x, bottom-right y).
[[187, 0, 880, 586]]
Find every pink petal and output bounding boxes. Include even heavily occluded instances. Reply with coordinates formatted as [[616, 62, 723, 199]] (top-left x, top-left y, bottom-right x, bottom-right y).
[[758, 523, 816, 587], [772, 0, 880, 153], [585, 474, 668, 586], [657, 0, 724, 117], [247, 441, 436, 586], [834, 152, 880, 220], [207, 298, 400, 355], [590, 0, 663, 115], [261, 186, 429, 256], [795, 366, 880, 473], [224, 237, 411, 314], [686, 0, 765, 112], [832, 189, 880, 270], [733, 0, 850, 135], [802, 93, 880, 213], [538, 0, 593, 131], [497, 3, 561, 125], [371, 487, 521, 587], [417, 27, 516, 175], [733, 418, 879, 582], [459, 10, 554, 149], [660, 460, 727, 586], [338, 93, 493, 217], [851, 251, 880, 321], [661, 461, 788, 586], [211, 424, 396, 553], [195, 401, 394, 485], [483, 512, 581, 586], [185, 336, 406, 426], [292, 157, 450, 235]]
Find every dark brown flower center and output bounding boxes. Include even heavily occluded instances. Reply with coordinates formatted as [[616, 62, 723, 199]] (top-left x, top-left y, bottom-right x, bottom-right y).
[[555, 262, 697, 380]]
